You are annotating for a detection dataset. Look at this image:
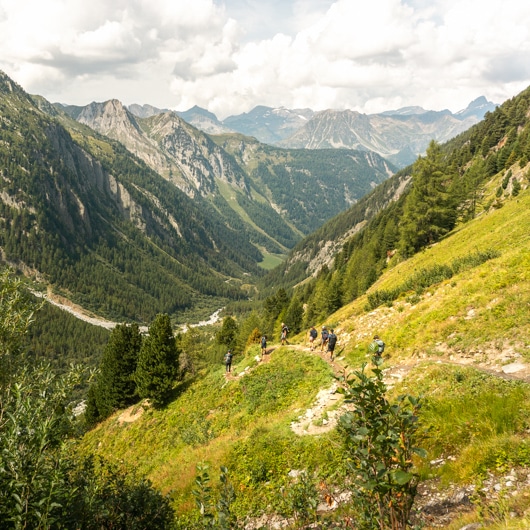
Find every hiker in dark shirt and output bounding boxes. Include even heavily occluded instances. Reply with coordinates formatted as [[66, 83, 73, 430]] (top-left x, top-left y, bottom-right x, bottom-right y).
[[327, 329, 338, 361], [308, 326, 318, 350], [260, 335, 267, 358], [224, 349, 233, 373], [320, 326, 329, 351]]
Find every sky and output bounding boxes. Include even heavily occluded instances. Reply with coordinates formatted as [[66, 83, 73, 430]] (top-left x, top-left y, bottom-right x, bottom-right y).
[[1, 0, 530, 120]]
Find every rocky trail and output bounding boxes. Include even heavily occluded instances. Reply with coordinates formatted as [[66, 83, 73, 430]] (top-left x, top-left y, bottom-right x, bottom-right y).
[[226, 339, 530, 529], [224, 337, 530, 437]]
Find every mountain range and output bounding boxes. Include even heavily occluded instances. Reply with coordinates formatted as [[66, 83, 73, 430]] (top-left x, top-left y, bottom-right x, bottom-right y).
[[0, 70, 394, 323], [57, 98, 394, 252], [129, 96, 497, 168]]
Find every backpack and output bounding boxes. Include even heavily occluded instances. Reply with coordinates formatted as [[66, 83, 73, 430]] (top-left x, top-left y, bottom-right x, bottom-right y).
[[328, 333, 337, 347], [370, 339, 385, 354], [224, 352, 232, 364]]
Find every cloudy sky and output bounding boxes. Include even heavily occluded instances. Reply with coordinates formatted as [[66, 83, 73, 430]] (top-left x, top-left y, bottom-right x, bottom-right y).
[[1, 0, 530, 119]]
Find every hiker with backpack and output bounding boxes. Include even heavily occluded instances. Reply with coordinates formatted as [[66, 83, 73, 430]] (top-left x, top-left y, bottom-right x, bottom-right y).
[[281, 323, 289, 345], [369, 335, 385, 357], [308, 326, 318, 350], [320, 326, 329, 351], [224, 349, 233, 373], [260, 335, 267, 357], [327, 328, 338, 361]]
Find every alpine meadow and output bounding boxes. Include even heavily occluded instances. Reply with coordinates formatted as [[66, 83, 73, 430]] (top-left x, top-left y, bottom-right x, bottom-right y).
[[2, 68, 530, 529]]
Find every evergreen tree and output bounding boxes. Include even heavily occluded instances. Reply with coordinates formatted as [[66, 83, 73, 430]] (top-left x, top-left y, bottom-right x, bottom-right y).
[[321, 270, 343, 316], [93, 323, 143, 421], [235, 311, 261, 352], [135, 314, 179, 408], [399, 141, 456, 256], [216, 316, 239, 350], [283, 295, 304, 335]]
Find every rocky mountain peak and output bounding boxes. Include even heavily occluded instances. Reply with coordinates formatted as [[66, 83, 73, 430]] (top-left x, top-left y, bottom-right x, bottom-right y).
[[77, 99, 140, 136]]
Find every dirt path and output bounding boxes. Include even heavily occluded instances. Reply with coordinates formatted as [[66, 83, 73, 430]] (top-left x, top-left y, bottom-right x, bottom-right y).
[[32, 288, 120, 329]]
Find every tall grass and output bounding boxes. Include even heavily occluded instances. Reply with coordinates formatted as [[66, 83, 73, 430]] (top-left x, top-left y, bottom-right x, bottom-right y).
[[395, 364, 530, 484]]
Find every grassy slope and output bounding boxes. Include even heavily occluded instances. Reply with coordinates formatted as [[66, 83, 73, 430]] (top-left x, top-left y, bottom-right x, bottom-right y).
[[80, 349, 335, 516], [334, 186, 530, 358], [81, 184, 530, 526]]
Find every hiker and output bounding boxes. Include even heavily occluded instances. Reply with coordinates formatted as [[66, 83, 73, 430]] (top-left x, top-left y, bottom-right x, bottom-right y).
[[327, 329, 338, 361], [369, 335, 385, 357], [224, 349, 233, 373], [281, 323, 289, 345], [260, 335, 267, 357], [308, 326, 318, 350], [320, 326, 329, 351]]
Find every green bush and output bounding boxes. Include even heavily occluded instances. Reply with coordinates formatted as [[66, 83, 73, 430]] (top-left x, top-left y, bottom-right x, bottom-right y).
[[337, 357, 426, 529]]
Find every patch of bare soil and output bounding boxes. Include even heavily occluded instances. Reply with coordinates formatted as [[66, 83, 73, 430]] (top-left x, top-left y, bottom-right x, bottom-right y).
[[117, 404, 145, 424]]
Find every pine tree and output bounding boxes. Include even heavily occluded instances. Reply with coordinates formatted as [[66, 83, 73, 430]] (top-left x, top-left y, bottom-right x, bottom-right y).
[[94, 323, 143, 419], [283, 295, 304, 335], [399, 141, 456, 256], [135, 314, 179, 408], [216, 316, 238, 350]]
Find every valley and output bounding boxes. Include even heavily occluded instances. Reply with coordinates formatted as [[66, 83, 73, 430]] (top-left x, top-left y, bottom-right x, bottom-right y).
[[1, 69, 530, 529]]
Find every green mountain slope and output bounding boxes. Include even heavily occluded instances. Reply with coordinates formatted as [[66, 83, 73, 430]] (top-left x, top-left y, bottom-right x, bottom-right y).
[[57, 100, 395, 256], [0, 71, 264, 323]]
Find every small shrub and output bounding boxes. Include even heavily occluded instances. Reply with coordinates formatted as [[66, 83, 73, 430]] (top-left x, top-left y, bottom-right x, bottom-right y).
[[337, 357, 426, 529], [278, 471, 319, 526]]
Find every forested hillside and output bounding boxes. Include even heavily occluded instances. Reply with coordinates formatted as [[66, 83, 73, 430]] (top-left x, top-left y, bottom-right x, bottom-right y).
[[0, 71, 263, 323], [265, 86, 530, 329]]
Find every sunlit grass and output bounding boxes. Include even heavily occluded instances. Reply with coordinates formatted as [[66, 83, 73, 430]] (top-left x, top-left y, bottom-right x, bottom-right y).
[[80, 347, 334, 514]]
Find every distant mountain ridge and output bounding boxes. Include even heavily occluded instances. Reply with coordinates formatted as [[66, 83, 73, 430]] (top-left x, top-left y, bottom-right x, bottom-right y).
[[128, 97, 496, 168], [222, 105, 315, 144], [278, 97, 497, 167]]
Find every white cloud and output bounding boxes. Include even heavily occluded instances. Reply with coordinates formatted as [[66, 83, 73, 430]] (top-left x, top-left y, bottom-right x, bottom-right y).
[[1, 0, 530, 118]]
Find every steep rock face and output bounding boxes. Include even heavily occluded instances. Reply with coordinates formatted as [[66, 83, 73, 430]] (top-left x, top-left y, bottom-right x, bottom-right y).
[[142, 111, 250, 197], [44, 121, 147, 233], [74, 101, 250, 199], [75, 99, 179, 187]]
